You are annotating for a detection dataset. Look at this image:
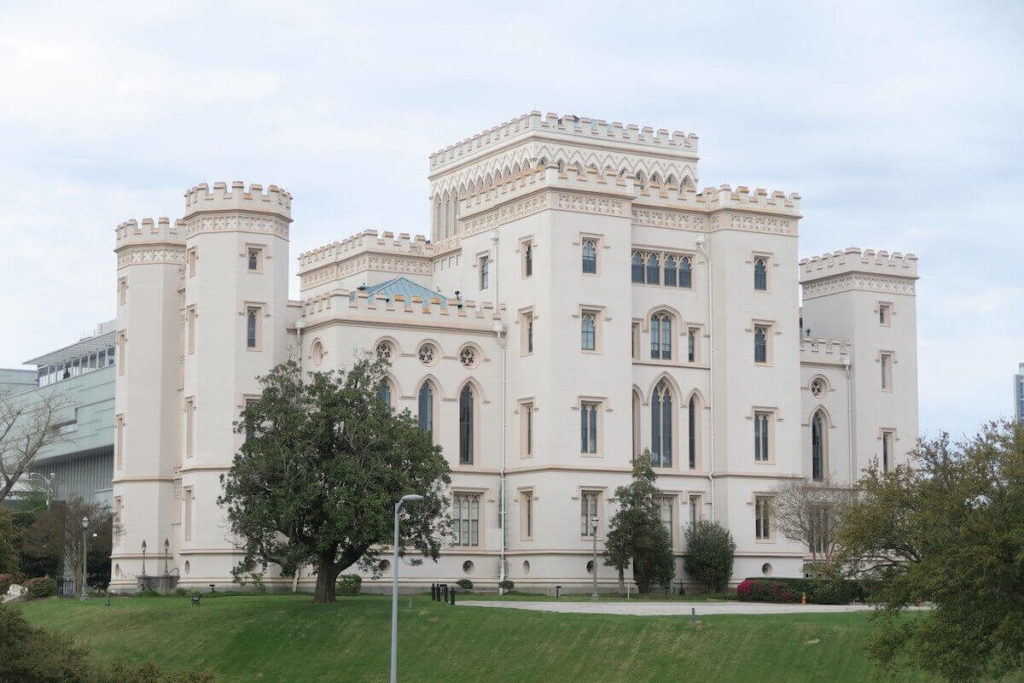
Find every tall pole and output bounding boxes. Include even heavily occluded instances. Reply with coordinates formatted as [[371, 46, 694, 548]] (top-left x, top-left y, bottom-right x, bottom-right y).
[[591, 516, 599, 601], [391, 494, 423, 683], [81, 516, 89, 601]]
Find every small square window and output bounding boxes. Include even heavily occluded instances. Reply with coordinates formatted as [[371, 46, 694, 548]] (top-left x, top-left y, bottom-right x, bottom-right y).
[[879, 303, 892, 326], [247, 247, 263, 272]]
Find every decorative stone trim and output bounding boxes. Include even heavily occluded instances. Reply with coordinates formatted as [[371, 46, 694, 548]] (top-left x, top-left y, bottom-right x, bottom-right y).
[[802, 274, 917, 299], [116, 246, 185, 268], [184, 214, 290, 240]]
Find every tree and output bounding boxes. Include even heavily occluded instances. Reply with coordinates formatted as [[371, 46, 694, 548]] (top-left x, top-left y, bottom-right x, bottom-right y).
[[19, 497, 111, 592], [834, 420, 1024, 681], [772, 475, 859, 567], [0, 389, 67, 501], [0, 507, 18, 574], [684, 520, 735, 593], [604, 451, 675, 593], [219, 358, 451, 603]]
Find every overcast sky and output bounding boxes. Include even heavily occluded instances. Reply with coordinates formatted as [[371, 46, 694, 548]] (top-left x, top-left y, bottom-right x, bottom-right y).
[[0, 1, 1021, 439]]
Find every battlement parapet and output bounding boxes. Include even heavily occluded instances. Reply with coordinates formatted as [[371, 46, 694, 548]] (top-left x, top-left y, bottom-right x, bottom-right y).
[[799, 247, 918, 281], [297, 230, 434, 276], [800, 336, 851, 362], [301, 287, 503, 327], [114, 217, 187, 249], [183, 181, 292, 219], [430, 111, 699, 171]]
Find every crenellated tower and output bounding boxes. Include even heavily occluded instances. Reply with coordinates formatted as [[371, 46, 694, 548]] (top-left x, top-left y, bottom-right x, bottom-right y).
[[110, 218, 186, 588]]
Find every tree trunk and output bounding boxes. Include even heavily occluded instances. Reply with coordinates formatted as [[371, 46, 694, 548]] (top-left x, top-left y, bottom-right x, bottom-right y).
[[313, 551, 338, 603], [618, 568, 625, 594]]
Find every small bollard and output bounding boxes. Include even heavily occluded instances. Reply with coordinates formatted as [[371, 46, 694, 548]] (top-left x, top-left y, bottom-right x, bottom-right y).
[[105, 589, 111, 607], [691, 607, 696, 623], [209, 584, 215, 594], [408, 596, 413, 609], [431, 583, 436, 601], [555, 585, 562, 598], [442, 584, 448, 602], [450, 588, 455, 606]]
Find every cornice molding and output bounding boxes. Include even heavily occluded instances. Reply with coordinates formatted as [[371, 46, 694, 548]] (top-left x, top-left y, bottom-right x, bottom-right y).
[[185, 213, 290, 241], [116, 245, 185, 269], [802, 274, 917, 299]]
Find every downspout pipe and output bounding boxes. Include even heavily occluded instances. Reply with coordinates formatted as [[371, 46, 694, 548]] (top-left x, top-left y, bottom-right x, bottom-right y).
[[696, 240, 715, 521], [844, 351, 855, 485]]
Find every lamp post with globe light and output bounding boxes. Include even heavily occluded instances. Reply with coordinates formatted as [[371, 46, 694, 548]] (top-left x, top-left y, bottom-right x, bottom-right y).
[[590, 515, 599, 601], [390, 493, 424, 683], [80, 516, 89, 600]]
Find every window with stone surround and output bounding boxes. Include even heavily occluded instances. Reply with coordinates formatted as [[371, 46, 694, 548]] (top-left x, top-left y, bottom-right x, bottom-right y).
[[453, 493, 480, 547]]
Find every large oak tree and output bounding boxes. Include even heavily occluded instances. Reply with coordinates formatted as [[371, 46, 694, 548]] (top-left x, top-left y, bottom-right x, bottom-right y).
[[219, 358, 451, 603]]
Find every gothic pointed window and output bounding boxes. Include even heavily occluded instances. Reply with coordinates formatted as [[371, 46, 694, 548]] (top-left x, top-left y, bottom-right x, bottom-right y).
[[754, 257, 768, 291], [645, 254, 660, 284], [631, 252, 644, 283], [650, 312, 672, 360], [679, 257, 692, 288], [664, 255, 677, 287], [377, 380, 392, 408], [812, 411, 825, 481], [581, 313, 596, 351], [651, 380, 673, 467], [459, 385, 474, 465], [754, 326, 767, 364], [246, 308, 258, 349], [688, 395, 698, 470], [582, 239, 597, 274], [417, 383, 434, 433]]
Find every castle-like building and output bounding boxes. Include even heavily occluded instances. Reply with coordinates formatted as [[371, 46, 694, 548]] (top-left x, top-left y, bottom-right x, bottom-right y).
[[110, 112, 919, 592]]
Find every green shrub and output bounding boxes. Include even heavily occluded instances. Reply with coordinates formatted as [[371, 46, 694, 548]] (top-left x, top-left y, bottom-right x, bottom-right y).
[[737, 579, 800, 602], [337, 574, 362, 595], [137, 589, 160, 598], [456, 578, 473, 590], [498, 579, 515, 591], [171, 587, 188, 597], [23, 576, 57, 599], [741, 576, 865, 604], [683, 520, 736, 592]]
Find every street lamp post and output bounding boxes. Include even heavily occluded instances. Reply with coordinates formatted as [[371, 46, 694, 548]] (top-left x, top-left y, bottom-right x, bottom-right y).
[[25, 471, 56, 509], [141, 540, 147, 577], [591, 515, 599, 601], [391, 493, 424, 683], [164, 538, 170, 576], [80, 516, 89, 601]]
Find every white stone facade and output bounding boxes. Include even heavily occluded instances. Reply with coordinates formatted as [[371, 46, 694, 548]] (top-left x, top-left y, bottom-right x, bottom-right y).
[[110, 112, 919, 593]]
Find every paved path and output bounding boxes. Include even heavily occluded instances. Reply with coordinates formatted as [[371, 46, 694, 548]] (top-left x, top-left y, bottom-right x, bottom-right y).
[[459, 600, 887, 616]]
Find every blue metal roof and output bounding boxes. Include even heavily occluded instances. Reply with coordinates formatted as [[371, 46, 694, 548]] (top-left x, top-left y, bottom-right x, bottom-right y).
[[350, 277, 448, 307]]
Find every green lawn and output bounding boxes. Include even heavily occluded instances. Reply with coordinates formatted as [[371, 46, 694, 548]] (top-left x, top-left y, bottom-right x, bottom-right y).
[[17, 594, 934, 682]]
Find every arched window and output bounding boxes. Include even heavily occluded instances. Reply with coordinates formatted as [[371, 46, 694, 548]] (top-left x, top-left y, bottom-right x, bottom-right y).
[[459, 385, 474, 465], [664, 255, 677, 287], [435, 199, 442, 239], [417, 383, 434, 433], [678, 257, 692, 288], [811, 411, 825, 481], [645, 254, 660, 284], [688, 395, 699, 470], [631, 252, 644, 283], [650, 312, 672, 360], [377, 380, 392, 408], [651, 380, 672, 467], [754, 257, 767, 291], [582, 240, 597, 274], [443, 194, 451, 240], [581, 313, 596, 351], [754, 327, 767, 364]]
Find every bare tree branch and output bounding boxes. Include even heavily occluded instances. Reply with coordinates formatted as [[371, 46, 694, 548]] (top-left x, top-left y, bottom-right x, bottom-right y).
[[0, 388, 69, 501], [771, 475, 860, 566]]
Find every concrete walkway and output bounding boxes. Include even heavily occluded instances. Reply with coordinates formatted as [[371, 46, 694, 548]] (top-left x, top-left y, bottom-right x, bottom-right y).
[[459, 600, 888, 616]]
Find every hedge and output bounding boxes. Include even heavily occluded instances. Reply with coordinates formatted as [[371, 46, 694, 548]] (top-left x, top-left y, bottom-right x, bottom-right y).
[[738, 577, 866, 604], [337, 574, 362, 596], [456, 578, 473, 590], [23, 576, 57, 599]]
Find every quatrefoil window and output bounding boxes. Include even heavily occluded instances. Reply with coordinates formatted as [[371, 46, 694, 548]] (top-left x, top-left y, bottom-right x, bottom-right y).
[[810, 377, 826, 398], [459, 347, 477, 368], [376, 341, 394, 363], [418, 343, 437, 365]]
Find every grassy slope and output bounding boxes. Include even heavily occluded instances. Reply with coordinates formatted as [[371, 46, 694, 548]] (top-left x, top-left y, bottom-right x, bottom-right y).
[[17, 594, 934, 682]]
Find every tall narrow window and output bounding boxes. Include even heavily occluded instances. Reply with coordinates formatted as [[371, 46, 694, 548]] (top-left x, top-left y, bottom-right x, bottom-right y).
[[651, 380, 672, 467], [881, 353, 893, 390], [187, 306, 196, 355], [754, 326, 768, 364], [117, 332, 126, 376], [459, 385, 474, 465], [688, 395, 698, 469], [185, 398, 195, 458], [244, 398, 257, 440], [115, 414, 124, 469], [246, 308, 258, 349], [417, 383, 434, 433], [580, 402, 599, 454], [581, 313, 596, 351], [631, 252, 644, 283], [524, 242, 533, 277], [651, 312, 672, 360], [679, 257, 692, 288], [247, 248, 261, 272], [521, 490, 533, 540], [664, 255, 677, 286], [645, 254, 660, 284], [632, 390, 642, 459], [754, 411, 771, 462], [377, 380, 392, 408], [453, 493, 480, 546], [755, 496, 772, 540], [581, 491, 599, 536], [687, 327, 697, 363], [689, 495, 701, 527], [582, 239, 597, 274], [811, 411, 825, 481], [882, 430, 894, 473], [631, 322, 641, 360], [183, 488, 193, 542], [187, 248, 197, 277], [659, 497, 674, 538], [527, 316, 534, 353], [479, 256, 489, 290], [435, 199, 442, 239], [118, 278, 128, 305], [520, 401, 534, 457], [754, 257, 768, 290], [879, 303, 891, 326]]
